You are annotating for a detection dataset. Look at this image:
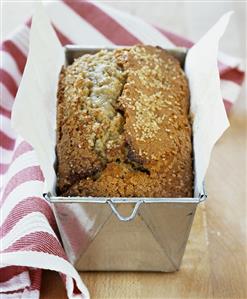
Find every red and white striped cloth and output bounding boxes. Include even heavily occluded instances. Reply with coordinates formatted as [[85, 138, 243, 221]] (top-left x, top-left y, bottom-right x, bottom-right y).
[[0, 1, 245, 298]]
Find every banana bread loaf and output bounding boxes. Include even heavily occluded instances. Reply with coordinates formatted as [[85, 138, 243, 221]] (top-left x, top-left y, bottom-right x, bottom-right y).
[[56, 45, 193, 197]]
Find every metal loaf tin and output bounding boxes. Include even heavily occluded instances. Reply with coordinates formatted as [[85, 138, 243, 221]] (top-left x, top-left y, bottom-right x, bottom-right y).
[[45, 46, 207, 272]]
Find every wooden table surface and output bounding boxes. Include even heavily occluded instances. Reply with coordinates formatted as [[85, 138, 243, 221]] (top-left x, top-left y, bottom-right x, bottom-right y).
[[40, 110, 247, 299]]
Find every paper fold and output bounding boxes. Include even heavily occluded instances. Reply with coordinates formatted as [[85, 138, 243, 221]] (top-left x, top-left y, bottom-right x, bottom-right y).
[[12, 5, 231, 196]]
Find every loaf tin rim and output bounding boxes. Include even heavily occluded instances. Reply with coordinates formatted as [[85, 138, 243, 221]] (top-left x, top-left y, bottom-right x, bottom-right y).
[[44, 191, 207, 203]]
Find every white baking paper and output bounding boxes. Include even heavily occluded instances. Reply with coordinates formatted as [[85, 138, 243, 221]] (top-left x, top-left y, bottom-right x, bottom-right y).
[[185, 12, 231, 195], [11, 4, 231, 196], [12, 3, 64, 194]]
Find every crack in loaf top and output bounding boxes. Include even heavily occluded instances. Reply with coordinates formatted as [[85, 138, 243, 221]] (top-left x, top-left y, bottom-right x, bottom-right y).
[[56, 45, 193, 198]]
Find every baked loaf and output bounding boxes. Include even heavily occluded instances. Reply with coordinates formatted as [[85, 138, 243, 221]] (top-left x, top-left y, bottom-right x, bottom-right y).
[[56, 45, 193, 197]]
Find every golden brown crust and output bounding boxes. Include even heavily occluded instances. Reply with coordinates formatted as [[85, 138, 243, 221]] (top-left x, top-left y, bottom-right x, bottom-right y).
[[57, 45, 193, 197]]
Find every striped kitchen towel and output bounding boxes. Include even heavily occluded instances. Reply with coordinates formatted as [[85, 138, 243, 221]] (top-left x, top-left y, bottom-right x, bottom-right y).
[[0, 1, 245, 298]]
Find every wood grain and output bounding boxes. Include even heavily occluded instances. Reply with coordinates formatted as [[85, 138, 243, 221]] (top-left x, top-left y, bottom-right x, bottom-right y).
[[41, 113, 246, 299]]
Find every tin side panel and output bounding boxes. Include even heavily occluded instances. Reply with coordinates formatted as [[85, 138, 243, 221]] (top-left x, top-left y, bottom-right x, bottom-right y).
[[52, 202, 198, 272], [52, 202, 112, 264], [139, 202, 197, 270]]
